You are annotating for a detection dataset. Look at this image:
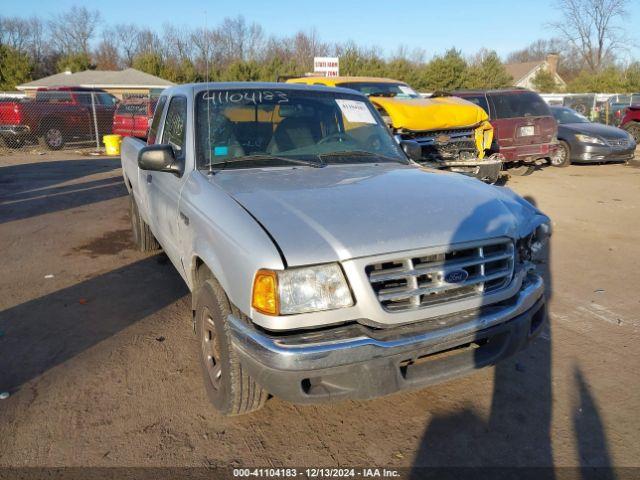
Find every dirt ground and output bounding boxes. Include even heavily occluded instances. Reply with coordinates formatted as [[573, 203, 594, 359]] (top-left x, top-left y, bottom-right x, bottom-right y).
[[0, 151, 639, 475]]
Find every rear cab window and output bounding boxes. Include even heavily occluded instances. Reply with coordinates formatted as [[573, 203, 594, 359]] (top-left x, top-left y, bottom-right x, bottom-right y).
[[488, 92, 551, 119], [35, 91, 73, 103]]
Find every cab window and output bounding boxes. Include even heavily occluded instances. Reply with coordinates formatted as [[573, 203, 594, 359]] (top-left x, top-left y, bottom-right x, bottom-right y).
[[147, 96, 168, 145], [161, 96, 187, 158]]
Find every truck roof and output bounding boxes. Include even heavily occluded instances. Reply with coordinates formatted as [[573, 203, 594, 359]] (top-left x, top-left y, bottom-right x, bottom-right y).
[[161, 82, 366, 98]]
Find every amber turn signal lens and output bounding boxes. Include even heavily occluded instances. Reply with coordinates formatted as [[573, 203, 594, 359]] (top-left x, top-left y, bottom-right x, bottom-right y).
[[252, 269, 279, 315]]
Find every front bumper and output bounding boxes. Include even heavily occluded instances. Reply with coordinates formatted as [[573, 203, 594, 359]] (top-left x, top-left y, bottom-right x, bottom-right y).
[[419, 156, 502, 182], [499, 142, 559, 162], [229, 273, 546, 404], [571, 143, 636, 163]]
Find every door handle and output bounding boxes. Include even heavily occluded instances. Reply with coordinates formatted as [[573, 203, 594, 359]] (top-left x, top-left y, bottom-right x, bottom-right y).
[[146, 174, 152, 184], [179, 211, 189, 226]]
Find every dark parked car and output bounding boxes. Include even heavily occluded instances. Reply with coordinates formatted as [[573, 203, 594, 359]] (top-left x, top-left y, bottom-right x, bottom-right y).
[[454, 89, 558, 176], [550, 106, 636, 167]]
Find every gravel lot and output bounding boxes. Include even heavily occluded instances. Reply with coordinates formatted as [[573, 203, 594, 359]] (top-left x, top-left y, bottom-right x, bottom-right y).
[[0, 151, 639, 474]]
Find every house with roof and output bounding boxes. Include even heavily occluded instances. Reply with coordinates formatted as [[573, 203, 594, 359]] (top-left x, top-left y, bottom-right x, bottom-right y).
[[504, 54, 566, 92], [17, 68, 174, 99]]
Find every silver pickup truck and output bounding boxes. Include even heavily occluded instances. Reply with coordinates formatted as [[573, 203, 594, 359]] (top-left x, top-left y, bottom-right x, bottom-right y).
[[120, 82, 550, 416]]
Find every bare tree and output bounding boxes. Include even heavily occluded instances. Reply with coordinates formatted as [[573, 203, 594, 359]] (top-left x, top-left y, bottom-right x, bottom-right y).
[[217, 16, 264, 62], [112, 24, 142, 67], [48, 6, 101, 55], [94, 36, 120, 70], [551, 0, 629, 72], [0, 16, 32, 51]]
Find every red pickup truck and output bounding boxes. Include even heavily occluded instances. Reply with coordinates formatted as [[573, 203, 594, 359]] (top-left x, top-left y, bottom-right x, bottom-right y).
[[112, 98, 157, 140], [620, 105, 640, 143], [0, 87, 117, 150]]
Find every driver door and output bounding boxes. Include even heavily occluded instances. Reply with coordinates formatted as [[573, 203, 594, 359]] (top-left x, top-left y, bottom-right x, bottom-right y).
[[146, 95, 188, 266]]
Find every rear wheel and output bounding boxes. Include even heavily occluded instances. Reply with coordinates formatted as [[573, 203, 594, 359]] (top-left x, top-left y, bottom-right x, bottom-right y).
[[623, 123, 640, 143], [195, 278, 267, 415], [129, 195, 160, 252], [550, 141, 571, 167], [508, 163, 535, 176], [38, 124, 65, 150]]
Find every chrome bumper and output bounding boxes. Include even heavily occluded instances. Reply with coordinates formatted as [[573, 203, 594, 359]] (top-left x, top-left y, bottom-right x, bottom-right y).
[[229, 273, 544, 372]]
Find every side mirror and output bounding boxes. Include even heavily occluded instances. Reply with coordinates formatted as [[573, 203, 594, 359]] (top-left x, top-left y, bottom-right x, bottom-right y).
[[138, 144, 182, 174], [400, 140, 422, 162]]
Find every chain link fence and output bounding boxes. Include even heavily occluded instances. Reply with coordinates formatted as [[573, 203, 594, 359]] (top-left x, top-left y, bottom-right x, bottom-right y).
[[540, 93, 640, 126], [0, 90, 157, 157]]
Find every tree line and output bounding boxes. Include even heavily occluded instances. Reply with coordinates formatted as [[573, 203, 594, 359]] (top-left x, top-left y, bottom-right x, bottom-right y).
[[1, 0, 638, 93]]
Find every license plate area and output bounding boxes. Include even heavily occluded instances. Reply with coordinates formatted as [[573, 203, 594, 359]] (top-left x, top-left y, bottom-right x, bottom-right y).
[[519, 125, 535, 136]]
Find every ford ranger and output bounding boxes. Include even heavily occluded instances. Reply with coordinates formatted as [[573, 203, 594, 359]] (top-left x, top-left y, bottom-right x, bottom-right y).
[[286, 76, 502, 183], [120, 82, 550, 415]]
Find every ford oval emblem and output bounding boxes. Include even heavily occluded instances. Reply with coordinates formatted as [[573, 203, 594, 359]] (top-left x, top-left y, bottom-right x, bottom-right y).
[[444, 270, 468, 284]]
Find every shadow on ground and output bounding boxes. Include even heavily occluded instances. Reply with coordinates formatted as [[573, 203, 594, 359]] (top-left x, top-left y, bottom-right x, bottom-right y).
[[0, 255, 188, 393], [0, 158, 125, 223], [409, 196, 614, 479]]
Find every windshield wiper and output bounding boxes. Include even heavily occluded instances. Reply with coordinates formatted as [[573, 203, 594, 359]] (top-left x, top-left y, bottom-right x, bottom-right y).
[[319, 150, 408, 164], [207, 154, 324, 170]]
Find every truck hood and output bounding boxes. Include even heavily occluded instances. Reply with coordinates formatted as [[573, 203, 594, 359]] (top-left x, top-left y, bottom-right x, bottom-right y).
[[213, 164, 547, 267], [370, 96, 489, 131]]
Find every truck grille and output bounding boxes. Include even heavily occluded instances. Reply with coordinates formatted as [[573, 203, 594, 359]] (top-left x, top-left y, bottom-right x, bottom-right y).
[[366, 239, 515, 312], [402, 129, 478, 161]]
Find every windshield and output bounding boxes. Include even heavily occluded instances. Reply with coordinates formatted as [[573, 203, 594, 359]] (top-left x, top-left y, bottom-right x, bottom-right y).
[[552, 107, 590, 124], [195, 89, 407, 170], [336, 82, 420, 99]]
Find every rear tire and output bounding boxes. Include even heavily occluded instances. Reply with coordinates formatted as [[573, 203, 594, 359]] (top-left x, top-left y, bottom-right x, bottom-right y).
[[550, 141, 571, 167], [195, 278, 267, 416], [38, 124, 65, 150], [508, 163, 535, 176], [129, 195, 160, 252]]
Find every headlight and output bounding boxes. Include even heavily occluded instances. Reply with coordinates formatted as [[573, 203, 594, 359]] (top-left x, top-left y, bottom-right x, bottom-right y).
[[252, 264, 354, 316], [531, 221, 551, 259], [517, 221, 551, 265], [575, 134, 605, 145]]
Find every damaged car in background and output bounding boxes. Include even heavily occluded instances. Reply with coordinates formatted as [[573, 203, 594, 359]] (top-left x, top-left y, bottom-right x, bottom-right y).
[[287, 76, 502, 183], [120, 82, 550, 415]]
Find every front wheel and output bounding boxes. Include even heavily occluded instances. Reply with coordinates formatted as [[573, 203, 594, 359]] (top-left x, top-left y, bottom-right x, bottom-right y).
[[508, 163, 536, 176], [623, 123, 640, 143], [550, 141, 571, 167], [195, 278, 267, 416]]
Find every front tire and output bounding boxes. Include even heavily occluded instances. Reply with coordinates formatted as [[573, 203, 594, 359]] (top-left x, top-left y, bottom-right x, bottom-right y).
[[195, 278, 267, 416], [551, 141, 571, 167], [623, 123, 640, 143], [508, 163, 535, 176]]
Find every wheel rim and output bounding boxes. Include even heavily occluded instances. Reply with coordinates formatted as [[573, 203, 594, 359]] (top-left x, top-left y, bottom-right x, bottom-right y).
[[201, 310, 222, 389], [552, 145, 567, 165], [46, 128, 63, 147]]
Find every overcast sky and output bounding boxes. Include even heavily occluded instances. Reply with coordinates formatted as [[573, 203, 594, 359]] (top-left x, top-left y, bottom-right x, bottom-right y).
[[4, 0, 640, 61]]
